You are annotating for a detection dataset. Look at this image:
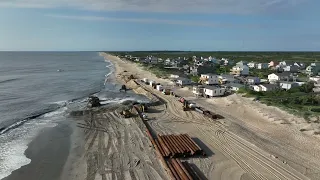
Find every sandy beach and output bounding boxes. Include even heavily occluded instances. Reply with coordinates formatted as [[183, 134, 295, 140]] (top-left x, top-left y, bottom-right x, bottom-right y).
[[101, 52, 320, 180], [6, 52, 319, 180]]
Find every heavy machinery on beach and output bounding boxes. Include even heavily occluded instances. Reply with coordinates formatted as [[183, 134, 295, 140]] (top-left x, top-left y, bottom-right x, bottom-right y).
[[120, 109, 132, 118], [180, 98, 196, 111]]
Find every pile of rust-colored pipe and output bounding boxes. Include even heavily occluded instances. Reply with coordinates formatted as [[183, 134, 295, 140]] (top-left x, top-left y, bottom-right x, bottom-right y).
[[167, 159, 203, 180], [155, 134, 206, 158]]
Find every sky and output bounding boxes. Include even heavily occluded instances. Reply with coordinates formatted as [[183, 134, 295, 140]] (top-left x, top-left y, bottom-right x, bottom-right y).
[[0, 0, 319, 51]]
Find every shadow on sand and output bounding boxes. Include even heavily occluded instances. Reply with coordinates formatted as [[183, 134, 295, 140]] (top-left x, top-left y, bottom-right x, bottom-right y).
[[192, 137, 215, 157]]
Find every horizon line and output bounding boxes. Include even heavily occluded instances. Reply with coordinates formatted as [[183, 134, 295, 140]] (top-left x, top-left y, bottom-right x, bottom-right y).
[[1, 50, 320, 53]]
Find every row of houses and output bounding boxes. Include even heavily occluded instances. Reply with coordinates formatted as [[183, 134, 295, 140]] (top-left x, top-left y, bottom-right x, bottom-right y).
[[247, 60, 320, 75], [122, 54, 320, 76]]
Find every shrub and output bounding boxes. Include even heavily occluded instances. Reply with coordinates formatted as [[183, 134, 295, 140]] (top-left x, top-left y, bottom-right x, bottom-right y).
[[311, 108, 320, 113]]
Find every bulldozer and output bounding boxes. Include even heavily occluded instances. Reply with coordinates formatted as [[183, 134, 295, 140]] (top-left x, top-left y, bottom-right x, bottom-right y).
[[120, 109, 132, 118]]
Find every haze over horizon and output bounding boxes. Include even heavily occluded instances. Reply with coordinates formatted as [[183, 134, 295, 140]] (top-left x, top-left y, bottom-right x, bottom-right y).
[[0, 0, 319, 51]]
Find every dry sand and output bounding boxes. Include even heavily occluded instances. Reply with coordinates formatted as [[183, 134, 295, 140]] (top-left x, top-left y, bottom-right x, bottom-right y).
[[102, 52, 320, 180], [62, 106, 168, 180]]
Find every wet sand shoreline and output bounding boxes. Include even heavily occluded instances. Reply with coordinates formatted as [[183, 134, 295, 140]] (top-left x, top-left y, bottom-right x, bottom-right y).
[[3, 122, 72, 180]]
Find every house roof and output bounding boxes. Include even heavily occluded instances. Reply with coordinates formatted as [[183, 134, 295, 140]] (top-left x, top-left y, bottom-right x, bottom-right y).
[[203, 85, 220, 90], [246, 76, 259, 80], [273, 72, 292, 77], [227, 83, 244, 88], [260, 84, 277, 89], [219, 74, 235, 79], [279, 81, 298, 84], [201, 73, 217, 76], [237, 61, 247, 64], [176, 77, 190, 81], [285, 61, 294, 66]]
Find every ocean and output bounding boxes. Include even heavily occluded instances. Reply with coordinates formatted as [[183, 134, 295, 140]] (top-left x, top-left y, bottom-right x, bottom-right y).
[[0, 52, 148, 179]]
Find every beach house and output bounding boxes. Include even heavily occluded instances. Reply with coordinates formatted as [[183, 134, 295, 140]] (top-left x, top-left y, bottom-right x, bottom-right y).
[[279, 82, 299, 90], [199, 73, 219, 85], [283, 65, 299, 73], [147, 56, 159, 64], [247, 62, 256, 68], [252, 84, 277, 92], [252, 85, 262, 92], [268, 72, 292, 83], [192, 85, 205, 97], [203, 86, 225, 97], [260, 84, 278, 91], [190, 66, 214, 76], [218, 74, 238, 84], [245, 76, 260, 85], [313, 80, 320, 93], [176, 77, 192, 86], [255, 63, 269, 69], [230, 61, 249, 76], [306, 62, 320, 76], [227, 83, 244, 92]]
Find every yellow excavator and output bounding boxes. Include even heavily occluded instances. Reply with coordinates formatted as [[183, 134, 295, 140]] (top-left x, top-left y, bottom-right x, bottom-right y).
[[120, 109, 132, 118]]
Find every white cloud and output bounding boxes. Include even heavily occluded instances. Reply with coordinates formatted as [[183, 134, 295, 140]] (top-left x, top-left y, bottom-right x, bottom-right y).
[[46, 14, 266, 28], [0, 0, 306, 14]]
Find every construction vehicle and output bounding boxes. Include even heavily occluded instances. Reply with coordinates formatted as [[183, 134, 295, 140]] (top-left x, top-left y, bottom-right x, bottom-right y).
[[182, 100, 197, 111], [119, 85, 127, 92], [162, 89, 171, 95], [120, 109, 132, 118], [170, 91, 175, 96], [140, 103, 148, 112]]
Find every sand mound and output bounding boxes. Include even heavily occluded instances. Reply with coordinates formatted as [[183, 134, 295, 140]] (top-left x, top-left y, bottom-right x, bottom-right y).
[[125, 79, 140, 89]]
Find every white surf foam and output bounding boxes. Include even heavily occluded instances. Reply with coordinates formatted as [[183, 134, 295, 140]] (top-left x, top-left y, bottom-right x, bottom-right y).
[[43, 107, 67, 118], [0, 107, 66, 179], [99, 97, 149, 105], [104, 71, 113, 78], [51, 100, 68, 106]]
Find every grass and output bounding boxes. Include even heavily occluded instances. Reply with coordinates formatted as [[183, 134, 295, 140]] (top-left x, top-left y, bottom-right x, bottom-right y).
[[239, 87, 320, 119], [138, 63, 178, 78]]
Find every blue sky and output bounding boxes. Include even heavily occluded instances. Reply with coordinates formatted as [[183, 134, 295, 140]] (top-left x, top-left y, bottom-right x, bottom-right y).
[[0, 0, 319, 51]]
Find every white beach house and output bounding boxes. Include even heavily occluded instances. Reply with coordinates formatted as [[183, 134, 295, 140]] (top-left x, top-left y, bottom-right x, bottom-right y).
[[200, 73, 219, 85], [268, 72, 292, 83], [203, 86, 225, 97], [279, 82, 299, 90]]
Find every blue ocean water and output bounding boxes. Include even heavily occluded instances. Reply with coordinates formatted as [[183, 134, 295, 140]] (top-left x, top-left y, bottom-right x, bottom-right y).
[[0, 52, 148, 179]]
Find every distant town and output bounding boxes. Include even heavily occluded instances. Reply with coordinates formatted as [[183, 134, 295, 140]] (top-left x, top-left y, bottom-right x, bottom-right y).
[[110, 52, 320, 119]]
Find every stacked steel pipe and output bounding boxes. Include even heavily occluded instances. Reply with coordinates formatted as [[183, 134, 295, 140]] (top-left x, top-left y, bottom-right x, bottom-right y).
[[167, 159, 203, 180], [155, 134, 206, 158]]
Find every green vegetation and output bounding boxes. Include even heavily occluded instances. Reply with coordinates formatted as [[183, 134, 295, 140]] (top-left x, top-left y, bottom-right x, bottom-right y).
[[189, 75, 200, 82], [214, 64, 233, 74], [238, 83, 320, 119], [137, 63, 173, 78], [108, 51, 320, 63], [249, 68, 275, 79]]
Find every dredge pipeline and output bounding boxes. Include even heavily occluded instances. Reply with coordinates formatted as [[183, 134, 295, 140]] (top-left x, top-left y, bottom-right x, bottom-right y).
[[133, 81, 207, 180]]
